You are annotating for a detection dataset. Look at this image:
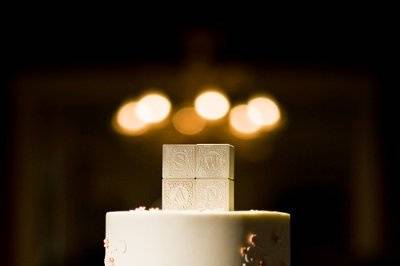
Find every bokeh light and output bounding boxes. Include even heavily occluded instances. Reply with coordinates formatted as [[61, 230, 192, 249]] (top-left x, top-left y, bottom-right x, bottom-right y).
[[114, 101, 147, 136], [229, 104, 261, 137], [136, 93, 171, 123], [172, 107, 206, 135], [194, 90, 230, 120], [247, 96, 281, 127]]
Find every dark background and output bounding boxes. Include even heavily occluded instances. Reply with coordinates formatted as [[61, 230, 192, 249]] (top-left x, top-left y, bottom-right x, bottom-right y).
[[1, 10, 399, 266]]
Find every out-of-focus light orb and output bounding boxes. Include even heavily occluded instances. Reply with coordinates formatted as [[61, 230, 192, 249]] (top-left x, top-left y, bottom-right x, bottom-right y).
[[115, 101, 147, 135], [136, 93, 171, 123], [247, 96, 281, 127], [229, 104, 261, 136], [194, 90, 230, 120], [172, 107, 206, 135]]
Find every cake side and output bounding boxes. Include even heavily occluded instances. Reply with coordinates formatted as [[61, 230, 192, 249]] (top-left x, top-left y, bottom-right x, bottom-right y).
[[105, 210, 290, 266]]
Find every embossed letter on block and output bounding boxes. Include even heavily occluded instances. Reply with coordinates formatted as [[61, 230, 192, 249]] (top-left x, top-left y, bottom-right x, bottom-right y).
[[195, 179, 234, 211], [163, 144, 196, 179], [162, 179, 195, 210], [196, 144, 234, 179]]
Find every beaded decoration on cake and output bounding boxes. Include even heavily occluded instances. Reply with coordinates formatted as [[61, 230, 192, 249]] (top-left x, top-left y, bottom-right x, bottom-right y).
[[240, 230, 288, 266], [104, 239, 115, 266], [240, 234, 266, 265], [104, 238, 127, 266]]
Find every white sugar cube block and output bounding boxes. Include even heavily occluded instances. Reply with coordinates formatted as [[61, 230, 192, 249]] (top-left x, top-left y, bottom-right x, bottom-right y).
[[196, 144, 234, 179], [162, 179, 195, 210], [195, 179, 234, 211], [163, 144, 196, 179]]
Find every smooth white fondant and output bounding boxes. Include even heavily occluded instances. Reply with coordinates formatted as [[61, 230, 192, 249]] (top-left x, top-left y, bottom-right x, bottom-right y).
[[105, 210, 290, 266]]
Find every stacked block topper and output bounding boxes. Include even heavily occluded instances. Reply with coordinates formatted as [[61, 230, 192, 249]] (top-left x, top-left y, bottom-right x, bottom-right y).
[[162, 144, 234, 211]]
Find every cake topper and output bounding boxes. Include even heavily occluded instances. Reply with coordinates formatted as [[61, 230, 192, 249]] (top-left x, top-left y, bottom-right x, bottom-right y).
[[162, 144, 234, 211]]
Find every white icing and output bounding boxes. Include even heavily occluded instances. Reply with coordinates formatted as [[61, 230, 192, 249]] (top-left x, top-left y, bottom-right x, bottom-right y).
[[105, 210, 290, 266]]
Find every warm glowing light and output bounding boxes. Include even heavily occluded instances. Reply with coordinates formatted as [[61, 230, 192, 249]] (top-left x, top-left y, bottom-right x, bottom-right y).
[[194, 90, 230, 120], [229, 104, 261, 136], [114, 101, 147, 135], [172, 107, 206, 135], [247, 96, 281, 127], [136, 93, 171, 123]]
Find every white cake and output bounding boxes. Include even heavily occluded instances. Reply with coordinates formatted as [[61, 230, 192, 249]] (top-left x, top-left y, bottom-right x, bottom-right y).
[[105, 144, 290, 265], [105, 210, 290, 266]]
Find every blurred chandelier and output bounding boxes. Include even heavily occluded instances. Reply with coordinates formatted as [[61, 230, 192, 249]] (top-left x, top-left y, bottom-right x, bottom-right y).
[[113, 89, 281, 139], [112, 30, 282, 139]]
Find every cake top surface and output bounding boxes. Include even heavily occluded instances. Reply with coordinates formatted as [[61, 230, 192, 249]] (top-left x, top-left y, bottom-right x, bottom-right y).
[[106, 209, 290, 218]]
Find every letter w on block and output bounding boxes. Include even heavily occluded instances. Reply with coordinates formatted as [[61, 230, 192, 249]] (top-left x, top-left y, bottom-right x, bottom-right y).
[[196, 144, 234, 179]]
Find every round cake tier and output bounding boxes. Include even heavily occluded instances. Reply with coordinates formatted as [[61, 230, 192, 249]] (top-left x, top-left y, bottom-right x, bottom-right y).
[[105, 210, 290, 266]]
